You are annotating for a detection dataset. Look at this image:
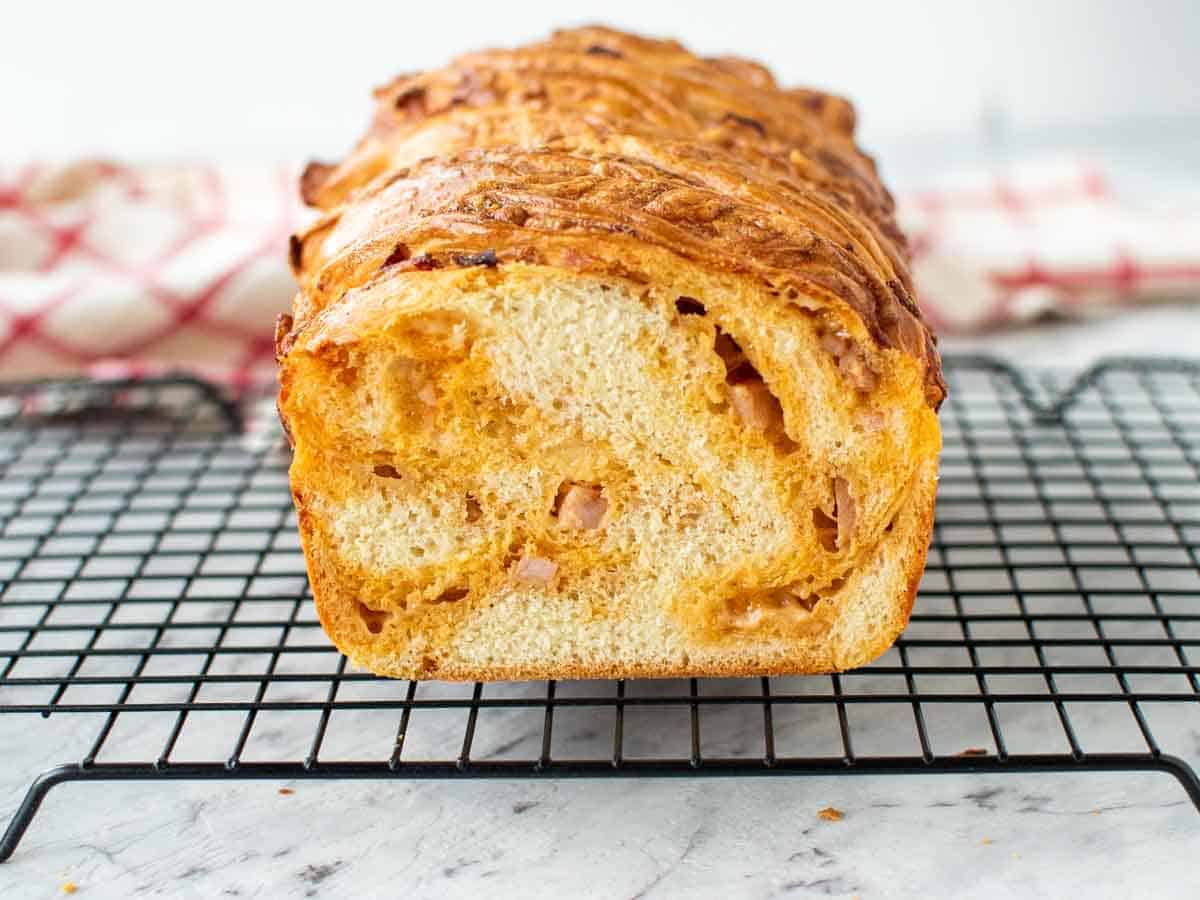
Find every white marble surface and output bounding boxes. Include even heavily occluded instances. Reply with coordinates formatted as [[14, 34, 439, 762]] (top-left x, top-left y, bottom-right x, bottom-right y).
[[1, 757, 1198, 898], [2, 310, 1199, 898], [0, 708, 1197, 900]]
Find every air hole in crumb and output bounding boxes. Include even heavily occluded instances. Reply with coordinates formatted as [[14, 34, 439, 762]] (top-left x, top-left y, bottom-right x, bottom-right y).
[[354, 601, 391, 634], [465, 495, 482, 523], [725, 577, 848, 628], [729, 362, 762, 384], [713, 328, 746, 379], [713, 327, 792, 448], [586, 44, 623, 58], [412, 546, 425, 558], [373, 464, 402, 479], [812, 508, 838, 552], [382, 242, 411, 267], [813, 479, 855, 550], [675, 296, 706, 316], [792, 592, 821, 612], [433, 586, 469, 604]]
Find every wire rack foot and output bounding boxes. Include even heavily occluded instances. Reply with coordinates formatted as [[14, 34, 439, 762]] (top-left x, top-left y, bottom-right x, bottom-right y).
[[0, 766, 81, 863]]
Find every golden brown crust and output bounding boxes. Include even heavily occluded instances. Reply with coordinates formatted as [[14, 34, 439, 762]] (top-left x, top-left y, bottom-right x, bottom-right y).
[[286, 25, 944, 409]]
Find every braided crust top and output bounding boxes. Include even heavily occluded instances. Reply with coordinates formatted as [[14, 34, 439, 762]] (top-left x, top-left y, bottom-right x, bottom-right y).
[[286, 25, 944, 409]]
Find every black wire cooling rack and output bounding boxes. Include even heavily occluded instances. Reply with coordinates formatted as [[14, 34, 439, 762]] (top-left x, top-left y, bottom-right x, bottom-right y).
[[1, 355, 1198, 861]]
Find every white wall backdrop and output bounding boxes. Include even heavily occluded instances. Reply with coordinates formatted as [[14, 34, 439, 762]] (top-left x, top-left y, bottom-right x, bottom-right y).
[[3, 0, 1198, 167]]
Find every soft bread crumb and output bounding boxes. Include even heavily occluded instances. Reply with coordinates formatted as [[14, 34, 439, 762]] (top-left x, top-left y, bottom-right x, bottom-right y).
[[281, 271, 941, 679]]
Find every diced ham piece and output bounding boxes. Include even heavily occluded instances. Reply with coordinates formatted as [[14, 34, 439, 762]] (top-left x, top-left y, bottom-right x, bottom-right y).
[[729, 379, 785, 432], [837, 350, 878, 393], [557, 484, 607, 529], [417, 382, 438, 406], [819, 329, 850, 358], [514, 555, 558, 585], [819, 327, 878, 393]]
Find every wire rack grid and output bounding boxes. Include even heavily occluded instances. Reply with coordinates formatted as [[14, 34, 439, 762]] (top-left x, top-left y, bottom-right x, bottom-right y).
[[0, 356, 1198, 862]]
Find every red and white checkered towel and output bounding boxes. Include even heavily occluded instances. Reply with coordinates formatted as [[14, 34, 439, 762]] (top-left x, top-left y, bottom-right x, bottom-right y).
[[901, 158, 1200, 333], [1, 158, 1197, 384], [0, 160, 302, 386]]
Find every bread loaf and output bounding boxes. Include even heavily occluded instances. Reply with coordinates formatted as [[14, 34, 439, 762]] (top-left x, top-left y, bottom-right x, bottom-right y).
[[277, 26, 945, 680]]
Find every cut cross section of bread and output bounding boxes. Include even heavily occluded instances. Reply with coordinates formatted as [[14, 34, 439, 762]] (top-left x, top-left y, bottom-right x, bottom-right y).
[[277, 26, 944, 680]]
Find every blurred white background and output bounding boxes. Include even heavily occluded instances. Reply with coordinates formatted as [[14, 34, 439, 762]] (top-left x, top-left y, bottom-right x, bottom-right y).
[[4, 0, 1199, 180]]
